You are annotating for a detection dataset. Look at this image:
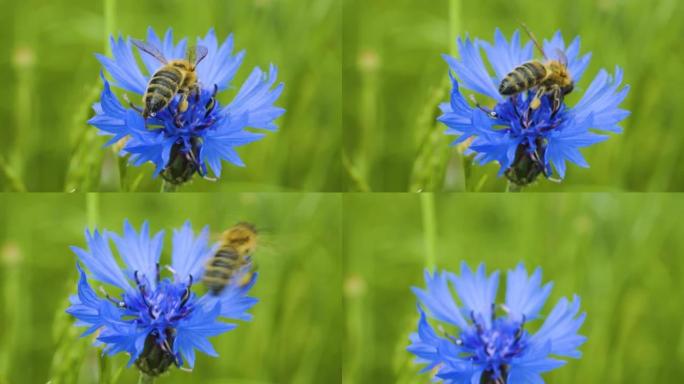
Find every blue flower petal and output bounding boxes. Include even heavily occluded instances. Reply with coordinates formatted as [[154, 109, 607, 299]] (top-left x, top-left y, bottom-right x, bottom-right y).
[[529, 295, 587, 358], [443, 36, 502, 101], [450, 262, 499, 328], [70, 229, 132, 291], [480, 28, 533, 82], [170, 221, 215, 282], [412, 269, 469, 329], [173, 301, 235, 368], [108, 220, 164, 289], [97, 36, 148, 95], [505, 263, 553, 322], [222, 65, 285, 131], [200, 123, 266, 176], [196, 29, 245, 91], [212, 272, 259, 320], [571, 67, 630, 133]]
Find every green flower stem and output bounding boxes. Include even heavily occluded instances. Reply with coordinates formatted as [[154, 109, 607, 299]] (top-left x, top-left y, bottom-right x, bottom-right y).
[[104, 0, 115, 53], [86, 193, 99, 228], [161, 181, 178, 192], [448, 0, 460, 56], [420, 193, 437, 270], [138, 373, 154, 384], [506, 181, 523, 193]]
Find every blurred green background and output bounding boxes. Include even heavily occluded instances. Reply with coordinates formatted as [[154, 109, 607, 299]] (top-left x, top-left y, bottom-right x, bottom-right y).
[[0, 193, 341, 383], [0, 0, 341, 192], [344, 193, 684, 383], [343, 0, 684, 192]]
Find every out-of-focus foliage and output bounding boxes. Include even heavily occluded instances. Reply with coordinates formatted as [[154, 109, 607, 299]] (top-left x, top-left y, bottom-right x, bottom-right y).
[[0, 0, 341, 192], [0, 193, 341, 383], [343, 0, 684, 191], [344, 193, 684, 383]]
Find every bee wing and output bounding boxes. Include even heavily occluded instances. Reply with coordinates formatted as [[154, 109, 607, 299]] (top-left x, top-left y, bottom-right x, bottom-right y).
[[555, 48, 569, 67], [131, 39, 168, 64], [187, 45, 209, 67]]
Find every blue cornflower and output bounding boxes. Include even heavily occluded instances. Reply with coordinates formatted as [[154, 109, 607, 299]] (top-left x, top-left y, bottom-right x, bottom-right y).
[[66, 220, 258, 377], [409, 262, 586, 383], [439, 29, 629, 186], [89, 27, 285, 185]]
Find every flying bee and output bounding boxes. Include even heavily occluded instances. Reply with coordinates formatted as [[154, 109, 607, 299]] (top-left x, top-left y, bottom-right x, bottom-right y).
[[203, 222, 259, 295], [131, 39, 209, 119], [498, 24, 574, 113]]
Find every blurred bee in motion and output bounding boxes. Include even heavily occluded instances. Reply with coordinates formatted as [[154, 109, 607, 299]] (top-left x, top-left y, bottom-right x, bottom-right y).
[[131, 39, 209, 119], [498, 24, 574, 113], [203, 222, 258, 295]]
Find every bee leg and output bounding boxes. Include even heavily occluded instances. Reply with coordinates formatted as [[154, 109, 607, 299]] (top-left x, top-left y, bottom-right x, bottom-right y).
[[180, 275, 193, 308], [529, 87, 546, 111], [177, 91, 189, 114], [550, 85, 563, 115], [123, 94, 146, 117], [204, 84, 219, 119], [192, 84, 201, 104]]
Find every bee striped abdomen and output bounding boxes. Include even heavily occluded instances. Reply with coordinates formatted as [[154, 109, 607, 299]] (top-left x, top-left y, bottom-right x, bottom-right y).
[[143, 66, 184, 117], [498, 61, 547, 96], [203, 248, 241, 294]]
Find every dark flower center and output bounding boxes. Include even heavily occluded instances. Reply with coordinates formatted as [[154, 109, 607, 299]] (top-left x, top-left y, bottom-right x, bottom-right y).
[[135, 328, 178, 377], [451, 311, 527, 384], [478, 92, 566, 186], [161, 138, 202, 185], [139, 86, 220, 184]]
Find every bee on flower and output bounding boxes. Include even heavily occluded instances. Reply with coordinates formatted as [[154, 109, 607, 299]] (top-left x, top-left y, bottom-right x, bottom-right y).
[[66, 221, 258, 378], [89, 28, 285, 188], [439, 27, 629, 188]]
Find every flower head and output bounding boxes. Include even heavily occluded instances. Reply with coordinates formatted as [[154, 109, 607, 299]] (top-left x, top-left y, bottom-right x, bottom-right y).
[[67, 220, 258, 376], [439, 29, 629, 186], [409, 262, 586, 383], [89, 27, 285, 185]]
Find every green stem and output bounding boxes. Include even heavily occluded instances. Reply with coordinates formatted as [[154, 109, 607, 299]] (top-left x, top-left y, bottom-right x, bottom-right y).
[[506, 181, 523, 193], [98, 352, 110, 384], [86, 193, 99, 228], [161, 181, 178, 192], [448, 0, 461, 56], [104, 0, 115, 53], [420, 193, 437, 270], [137, 373, 154, 384]]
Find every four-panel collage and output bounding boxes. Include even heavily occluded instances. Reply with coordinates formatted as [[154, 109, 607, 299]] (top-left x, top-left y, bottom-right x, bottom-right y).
[[1, 0, 683, 383]]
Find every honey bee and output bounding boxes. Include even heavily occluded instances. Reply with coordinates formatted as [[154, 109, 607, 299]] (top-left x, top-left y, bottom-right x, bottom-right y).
[[498, 24, 574, 113], [203, 223, 258, 295], [131, 39, 209, 119]]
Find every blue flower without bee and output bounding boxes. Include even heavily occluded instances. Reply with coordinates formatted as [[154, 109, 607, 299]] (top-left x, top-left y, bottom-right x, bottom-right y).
[[439, 28, 629, 186], [409, 262, 586, 383], [66, 220, 258, 377], [89, 27, 284, 185]]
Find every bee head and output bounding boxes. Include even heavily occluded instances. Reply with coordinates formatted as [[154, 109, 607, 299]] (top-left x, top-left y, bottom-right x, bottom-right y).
[[561, 82, 574, 95]]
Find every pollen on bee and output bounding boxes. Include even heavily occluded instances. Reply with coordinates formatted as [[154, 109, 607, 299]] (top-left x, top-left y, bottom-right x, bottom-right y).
[[530, 98, 541, 110]]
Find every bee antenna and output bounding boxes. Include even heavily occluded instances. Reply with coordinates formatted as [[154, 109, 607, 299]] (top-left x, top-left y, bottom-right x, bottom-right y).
[[520, 22, 548, 60]]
